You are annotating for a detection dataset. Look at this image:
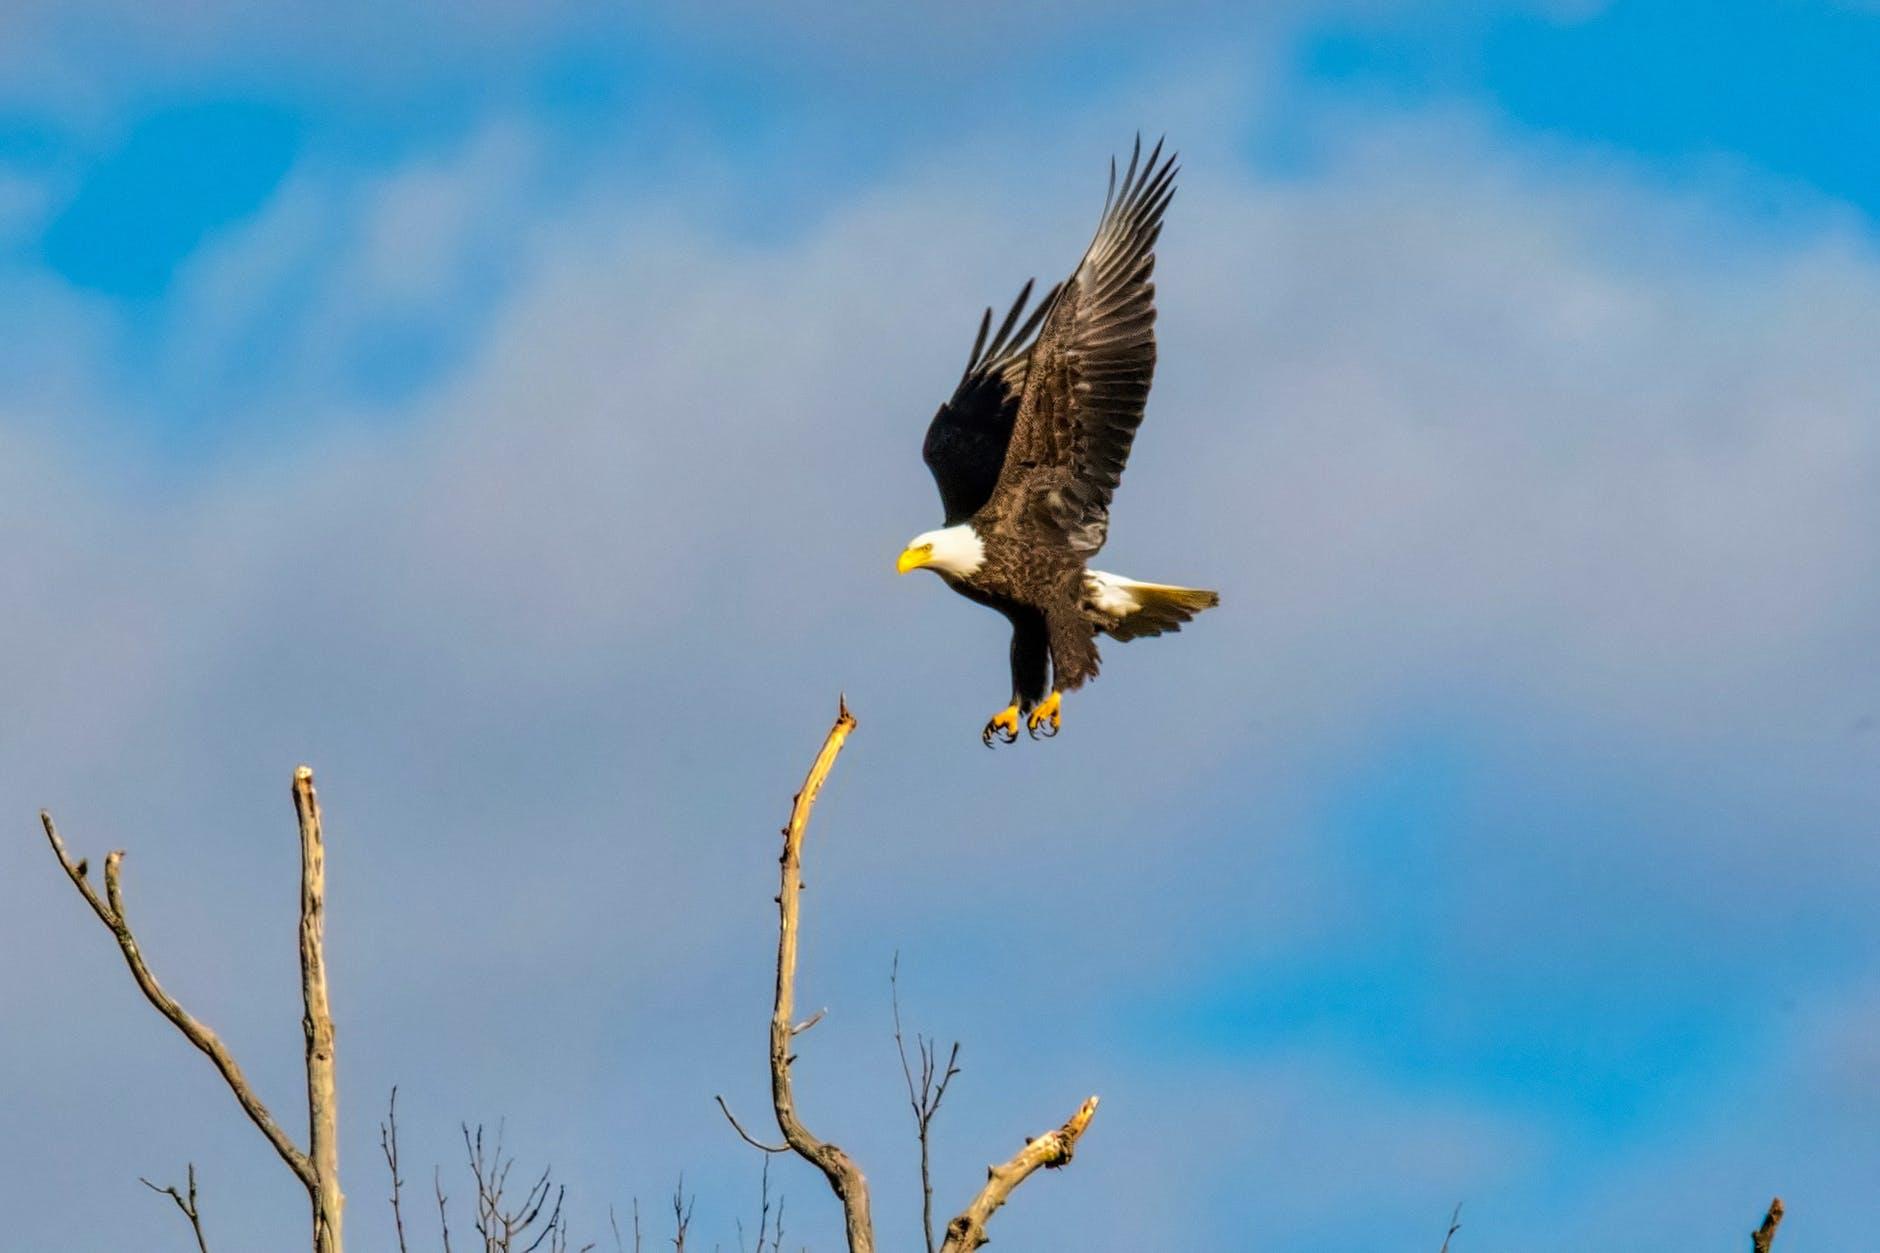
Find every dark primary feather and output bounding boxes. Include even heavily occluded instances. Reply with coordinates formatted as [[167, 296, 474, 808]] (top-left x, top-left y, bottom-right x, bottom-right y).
[[982, 135, 1177, 554], [921, 279, 1058, 525]]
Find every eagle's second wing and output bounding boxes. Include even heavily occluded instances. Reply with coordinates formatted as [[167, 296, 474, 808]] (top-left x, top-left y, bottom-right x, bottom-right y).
[[921, 279, 1057, 525], [983, 137, 1177, 554]]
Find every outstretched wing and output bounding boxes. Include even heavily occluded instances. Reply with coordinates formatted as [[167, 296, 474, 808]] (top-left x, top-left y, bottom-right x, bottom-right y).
[[982, 136, 1177, 554], [921, 279, 1058, 525]]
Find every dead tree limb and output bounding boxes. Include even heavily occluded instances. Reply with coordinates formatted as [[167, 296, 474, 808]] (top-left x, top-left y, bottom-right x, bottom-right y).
[[936, 1096, 1098, 1253], [381, 1088, 411, 1253], [295, 767, 346, 1252], [40, 765, 346, 1252], [891, 955, 960, 1253], [139, 1163, 210, 1253], [714, 1095, 789, 1154], [754, 699, 1098, 1253], [436, 1168, 455, 1253], [1438, 1202, 1462, 1253], [767, 698, 876, 1253], [1753, 1197, 1785, 1253]]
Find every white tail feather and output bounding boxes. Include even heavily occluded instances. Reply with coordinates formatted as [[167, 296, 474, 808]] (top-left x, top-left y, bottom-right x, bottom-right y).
[[1083, 571, 1220, 641]]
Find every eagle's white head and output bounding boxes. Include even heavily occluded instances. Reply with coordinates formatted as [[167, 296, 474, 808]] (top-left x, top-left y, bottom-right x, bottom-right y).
[[896, 524, 985, 578]]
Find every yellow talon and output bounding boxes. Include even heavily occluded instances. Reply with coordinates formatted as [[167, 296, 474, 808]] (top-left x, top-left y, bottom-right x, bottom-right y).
[[1026, 691, 1062, 739], [982, 704, 1021, 747]]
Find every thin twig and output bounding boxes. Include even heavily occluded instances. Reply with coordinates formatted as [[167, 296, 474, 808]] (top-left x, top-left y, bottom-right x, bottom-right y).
[[1438, 1202, 1462, 1253], [381, 1087, 410, 1253], [435, 1167, 453, 1253], [669, 1177, 694, 1253], [767, 698, 874, 1253], [139, 1163, 210, 1253], [716, 1095, 789, 1154], [891, 954, 960, 1253], [1753, 1197, 1785, 1253]]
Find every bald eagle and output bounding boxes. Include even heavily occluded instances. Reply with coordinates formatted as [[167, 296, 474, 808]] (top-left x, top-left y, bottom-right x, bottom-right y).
[[897, 137, 1219, 745]]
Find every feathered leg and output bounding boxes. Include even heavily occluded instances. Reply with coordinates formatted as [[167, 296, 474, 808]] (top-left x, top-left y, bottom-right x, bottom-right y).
[[984, 608, 1050, 746]]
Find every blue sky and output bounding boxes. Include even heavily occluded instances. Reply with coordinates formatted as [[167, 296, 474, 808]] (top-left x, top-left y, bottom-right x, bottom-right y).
[[3, 4, 1879, 1251]]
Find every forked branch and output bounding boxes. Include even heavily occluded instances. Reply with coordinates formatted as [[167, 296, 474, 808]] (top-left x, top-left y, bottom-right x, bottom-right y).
[[41, 766, 345, 1252], [140, 1163, 210, 1253], [891, 955, 960, 1253], [753, 699, 1098, 1253]]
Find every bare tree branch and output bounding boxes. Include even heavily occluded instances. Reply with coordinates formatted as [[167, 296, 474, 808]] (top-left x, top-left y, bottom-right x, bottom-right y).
[[936, 1096, 1099, 1253], [436, 1167, 454, 1253], [766, 698, 875, 1253], [1438, 1202, 1462, 1253], [1753, 1197, 1785, 1253], [891, 955, 960, 1253], [41, 765, 346, 1252], [139, 1163, 210, 1253], [459, 1121, 571, 1253], [669, 1177, 694, 1253], [737, 1158, 780, 1253], [715, 1095, 789, 1154], [40, 812, 314, 1187], [381, 1088, 410, 1253], [295, 766, 346, 1253], [751, 699, 1099, 1253]]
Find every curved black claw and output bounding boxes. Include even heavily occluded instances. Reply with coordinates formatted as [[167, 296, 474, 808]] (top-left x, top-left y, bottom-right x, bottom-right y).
[[982, 706, 1022, 747], [1024, 692, 1063, 740]]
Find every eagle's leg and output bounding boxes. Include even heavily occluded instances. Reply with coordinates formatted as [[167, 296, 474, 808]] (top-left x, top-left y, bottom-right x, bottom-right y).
[[1026, 691, 1062, 739], [983, 606, 1048, 747]]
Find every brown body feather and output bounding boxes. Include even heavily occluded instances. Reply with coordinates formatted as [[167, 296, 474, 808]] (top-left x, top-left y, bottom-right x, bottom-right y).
[[920, 138, 1214, 708]]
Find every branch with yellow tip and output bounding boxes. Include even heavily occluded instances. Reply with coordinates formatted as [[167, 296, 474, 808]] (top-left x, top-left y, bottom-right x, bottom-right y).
[[735, 699, 1101, 1253]]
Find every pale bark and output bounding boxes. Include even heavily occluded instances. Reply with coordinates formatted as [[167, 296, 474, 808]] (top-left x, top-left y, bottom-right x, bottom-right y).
[[936, 1097, 1098, 1253], [751, 699, 1098, 1253], [768, 698, 876, 1253], [41, 765, 346, 1252], [294, 767, 345, 1252]]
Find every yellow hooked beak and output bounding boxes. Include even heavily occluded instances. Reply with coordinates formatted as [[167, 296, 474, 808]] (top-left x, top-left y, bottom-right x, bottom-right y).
[[896, 543, 934, 574]]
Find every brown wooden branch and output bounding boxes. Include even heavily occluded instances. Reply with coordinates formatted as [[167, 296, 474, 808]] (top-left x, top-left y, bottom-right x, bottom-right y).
[[767, 698, 875, 1253], [40, 811, 315, 1184], [40, 765, 346, 1253], [714, 1094, 789, 1154], [140, 1162, 210, 1253], [1753, 1197, 1785, 1253], [937, 1096, 1099, 1253], [753, 699, 1099, 1253]]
